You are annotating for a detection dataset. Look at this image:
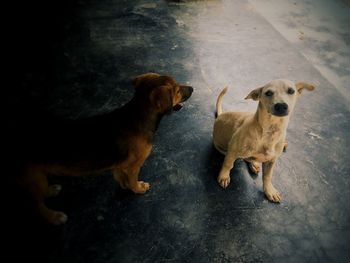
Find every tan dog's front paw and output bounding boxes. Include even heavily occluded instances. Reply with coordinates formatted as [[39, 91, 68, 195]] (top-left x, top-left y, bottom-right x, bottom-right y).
[[218, 174, 231, 189], [131, 181, 150, 194], [264, 184, 282, 203]]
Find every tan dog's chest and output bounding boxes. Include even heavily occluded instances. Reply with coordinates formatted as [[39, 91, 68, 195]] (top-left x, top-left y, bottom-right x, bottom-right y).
[[244, 142, 280, 162], [240, 134, 283, 162], [214, 115, 285, 162]]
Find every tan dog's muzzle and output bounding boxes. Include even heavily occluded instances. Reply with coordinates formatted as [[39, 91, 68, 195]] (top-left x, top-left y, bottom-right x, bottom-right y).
[[272, 102, 289, 116]]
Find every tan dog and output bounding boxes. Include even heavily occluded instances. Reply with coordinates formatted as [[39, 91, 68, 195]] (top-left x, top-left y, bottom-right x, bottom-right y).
[[14, 73, 193, 225], [213, 79, 315, 202]]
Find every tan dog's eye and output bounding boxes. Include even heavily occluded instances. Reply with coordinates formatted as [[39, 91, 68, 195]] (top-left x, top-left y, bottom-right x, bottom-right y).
[[265, 90, 274, 97], [287, 88, 295, 95]]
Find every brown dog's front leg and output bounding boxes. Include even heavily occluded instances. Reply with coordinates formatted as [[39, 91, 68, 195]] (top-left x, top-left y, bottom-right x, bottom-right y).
[[218, 151, 237, 189], [113, 171, 128, 189], [113, 166, 150, 194], [262, 159, 281, 203], [127, 166, 150, 194]]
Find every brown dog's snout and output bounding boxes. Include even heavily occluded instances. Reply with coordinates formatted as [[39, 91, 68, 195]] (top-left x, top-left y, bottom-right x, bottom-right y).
[[181, 85, 193, 101], [173, 86, 193, 112], [273, 103, 288, 116]]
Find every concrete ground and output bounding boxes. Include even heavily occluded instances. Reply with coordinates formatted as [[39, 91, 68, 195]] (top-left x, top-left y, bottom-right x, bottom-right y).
[[5, 0, 350, 262]]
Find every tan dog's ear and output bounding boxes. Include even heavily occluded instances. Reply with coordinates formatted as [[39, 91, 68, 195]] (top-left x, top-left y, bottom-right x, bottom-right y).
[[132, 73, 160, 89], [150, 85, 173, 112], [245, 87, 263, 101], [295, 82, 316, 94]]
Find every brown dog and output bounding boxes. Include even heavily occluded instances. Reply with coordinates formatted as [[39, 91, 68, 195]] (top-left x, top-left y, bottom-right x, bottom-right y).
[[15, 73, 193, 225], [213, 80, 315, 202]]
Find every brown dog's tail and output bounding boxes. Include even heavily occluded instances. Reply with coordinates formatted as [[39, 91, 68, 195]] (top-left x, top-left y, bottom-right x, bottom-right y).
[[216, 87, 228, 117]]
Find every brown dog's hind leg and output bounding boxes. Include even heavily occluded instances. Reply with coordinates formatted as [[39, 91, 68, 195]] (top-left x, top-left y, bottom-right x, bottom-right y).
[[23, 167, 67, 225], [283, 141, 288, 152], [46, 184, 62, 197], [37, 203, 67, 226]]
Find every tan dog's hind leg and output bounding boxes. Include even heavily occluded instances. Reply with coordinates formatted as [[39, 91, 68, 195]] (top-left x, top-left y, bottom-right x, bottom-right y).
[[262, 159, 281, 203], [22, 168, 67, 225], [246, 160, 260, 174]]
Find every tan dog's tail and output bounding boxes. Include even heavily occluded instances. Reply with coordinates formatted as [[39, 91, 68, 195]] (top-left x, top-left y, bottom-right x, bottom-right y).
[[216, 87, 228, 117]]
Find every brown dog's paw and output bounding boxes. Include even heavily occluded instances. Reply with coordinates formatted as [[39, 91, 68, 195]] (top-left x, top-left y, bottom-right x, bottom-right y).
[[218, 175, 231, 189], [47, 184, 62, 197], [131, 181, 150, 194], [264, 184, 282, 203], [49, 211, 68, 225]]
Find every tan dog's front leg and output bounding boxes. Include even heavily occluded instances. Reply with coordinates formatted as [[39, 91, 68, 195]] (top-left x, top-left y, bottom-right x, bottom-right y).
[[218, 151, 237, 189], [262, 159, 281, 203]]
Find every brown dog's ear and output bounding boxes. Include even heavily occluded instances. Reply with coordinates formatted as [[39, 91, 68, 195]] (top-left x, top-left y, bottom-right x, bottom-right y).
[[245, 87, 263, 101], [150, 85, 173, 112], [132, 73, 160, 89], [295, 82, 316, 94]]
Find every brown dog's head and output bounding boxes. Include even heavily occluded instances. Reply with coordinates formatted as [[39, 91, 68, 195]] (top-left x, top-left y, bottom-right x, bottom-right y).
[[132, 72, 193, 113], [245, 79, 315, 117]]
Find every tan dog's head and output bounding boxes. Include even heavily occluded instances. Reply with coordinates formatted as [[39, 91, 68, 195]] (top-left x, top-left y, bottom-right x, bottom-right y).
[[245, 79, 315, 117], [132, 72, 193, 113]]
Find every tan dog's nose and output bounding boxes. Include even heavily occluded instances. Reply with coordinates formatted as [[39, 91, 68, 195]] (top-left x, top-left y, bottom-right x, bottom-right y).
[[274, 103, 288, 116]]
